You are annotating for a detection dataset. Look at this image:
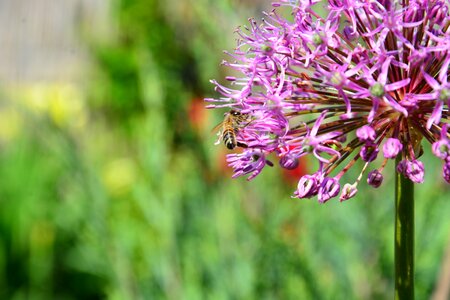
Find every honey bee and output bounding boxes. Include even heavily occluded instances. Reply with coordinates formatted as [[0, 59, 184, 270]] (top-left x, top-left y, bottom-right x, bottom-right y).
[[213, 110, 251, 150]]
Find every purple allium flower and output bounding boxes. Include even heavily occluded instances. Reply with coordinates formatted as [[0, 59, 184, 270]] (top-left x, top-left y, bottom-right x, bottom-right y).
[[208, 1, 450, 202]]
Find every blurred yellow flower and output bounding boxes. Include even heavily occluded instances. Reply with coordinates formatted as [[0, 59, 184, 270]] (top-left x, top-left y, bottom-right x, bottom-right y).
[[0, 107, 23, 143], [102, 158, 138, 197], [47, 84, 86, 129], [11, 82, 87, 130]]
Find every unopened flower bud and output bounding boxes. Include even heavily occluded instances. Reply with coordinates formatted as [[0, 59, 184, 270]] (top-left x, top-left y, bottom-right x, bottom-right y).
[[356, 125, 376, 142], [279, 154, 299, 170], [360, 142, 379, 162], [367, 170, 383, 188], [405, 159, 425, 183], [383, 138, 403, 159]]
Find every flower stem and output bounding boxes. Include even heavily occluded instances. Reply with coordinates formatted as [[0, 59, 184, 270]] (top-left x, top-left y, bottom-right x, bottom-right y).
[[395, 156, 415, 300]]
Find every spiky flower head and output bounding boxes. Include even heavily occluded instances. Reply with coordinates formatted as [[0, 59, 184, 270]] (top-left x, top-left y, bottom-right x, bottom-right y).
[[206, 0, 450, 203]]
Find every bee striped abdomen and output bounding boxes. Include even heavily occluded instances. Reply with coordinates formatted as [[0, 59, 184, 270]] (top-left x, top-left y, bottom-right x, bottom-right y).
[[223, 129, 237, 149]]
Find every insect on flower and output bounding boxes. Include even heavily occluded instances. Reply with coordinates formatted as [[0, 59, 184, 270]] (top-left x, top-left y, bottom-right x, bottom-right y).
[[213, 109, 251, 150], [206, 0, 450, 202]]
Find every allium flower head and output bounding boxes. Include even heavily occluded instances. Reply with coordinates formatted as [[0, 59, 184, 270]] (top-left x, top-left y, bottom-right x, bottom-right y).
[[207, 0, 450, 202]]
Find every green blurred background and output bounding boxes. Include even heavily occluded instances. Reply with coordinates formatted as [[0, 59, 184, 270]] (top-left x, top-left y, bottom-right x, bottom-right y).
[[0, 0, 449, 299]]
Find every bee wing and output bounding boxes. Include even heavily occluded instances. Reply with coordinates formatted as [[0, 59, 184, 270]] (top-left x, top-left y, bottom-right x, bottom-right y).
[[210, 120, 224, 134]]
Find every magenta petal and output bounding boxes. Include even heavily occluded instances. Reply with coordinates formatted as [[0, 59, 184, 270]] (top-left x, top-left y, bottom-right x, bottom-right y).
[[426, 101, 444, 129], [422, 70, 440, 90], [385, 78, 410, 92]]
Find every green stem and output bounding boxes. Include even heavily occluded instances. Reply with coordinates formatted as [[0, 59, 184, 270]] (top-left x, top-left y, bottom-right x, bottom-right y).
[[395, 157, 415, 300]]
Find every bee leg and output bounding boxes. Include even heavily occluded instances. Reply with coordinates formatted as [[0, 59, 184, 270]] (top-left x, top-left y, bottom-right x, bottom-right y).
[[236, 141, 248, 148]]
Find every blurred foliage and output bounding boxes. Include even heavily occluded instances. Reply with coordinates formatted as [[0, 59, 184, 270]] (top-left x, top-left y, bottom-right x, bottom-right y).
[[0, 0, 449, 299]]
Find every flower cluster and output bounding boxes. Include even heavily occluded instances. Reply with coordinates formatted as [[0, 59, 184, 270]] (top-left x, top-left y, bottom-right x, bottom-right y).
[[206, 0, 450, 203]]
